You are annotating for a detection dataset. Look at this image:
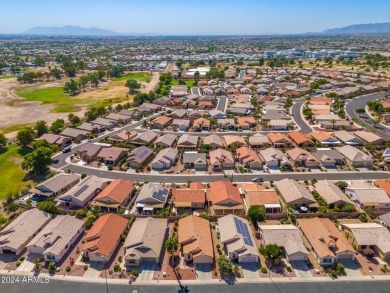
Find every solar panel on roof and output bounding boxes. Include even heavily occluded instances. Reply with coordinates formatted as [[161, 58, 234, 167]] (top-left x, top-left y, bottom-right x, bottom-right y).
[[152, 190, 166, 202], [73, 185, 89, 197], [234, 217, 253, 246]]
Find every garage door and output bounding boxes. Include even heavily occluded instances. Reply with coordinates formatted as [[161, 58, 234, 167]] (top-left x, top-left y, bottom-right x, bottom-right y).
[[1, 249, 16, 254], [142, 257, 157, 263], [239, 256, 258, 263], [288, 255, 306, 261], [337, 253, 354, 260]]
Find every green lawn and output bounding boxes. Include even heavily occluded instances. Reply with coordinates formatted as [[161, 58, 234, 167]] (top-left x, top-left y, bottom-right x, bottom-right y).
[[0, 75, 18, 79], [0, 144, 33, 199], [0, 123, 33, 134], [15, 86, 116, 113], [159, 79, 196, 96], [112, 72, 151, 82]]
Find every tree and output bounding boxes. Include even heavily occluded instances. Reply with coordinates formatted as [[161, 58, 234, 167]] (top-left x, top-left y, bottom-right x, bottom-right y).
[[48, 261, 56, 273], [165, 236, 179, 264], [0, 133, 7, 149], [259, 244, 283, 264], [248, 205, 266, 223], [33, 258, 41, 271], [68, 114, 81, 126], [259, 57, 265, 66], [356, 108, 365, 114], [125, 79, 141, 94], [217, 254, 233, 274], [37, 201, 57, 214], [64, 79, 79, 95], [34, 120, 48, 137], [336, 181, 348, 190], [17, 127, 35, 147], [50, 119, 65, 134], [22, 146, 53, 174], [175, 58, 184, 69], [193, 71, 200, 81]]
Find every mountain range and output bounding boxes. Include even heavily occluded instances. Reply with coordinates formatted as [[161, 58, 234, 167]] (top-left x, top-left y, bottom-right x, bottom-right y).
[[320, 22, 390, 34], [20, 22, 390, 36]]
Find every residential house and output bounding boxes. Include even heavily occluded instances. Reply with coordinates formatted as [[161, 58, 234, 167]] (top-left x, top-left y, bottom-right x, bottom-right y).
[[208, 181, 244, 215], [119, 109, 142, 120], [154, 134, 177, 149], [267, 133, 292, 148], [38, 134, 71, 147], [298, 217, 356, 266], [173, 188, 206, 214], [275, 179, 316, 209], [177, 134, 199, 150], [150, 116, 172, 129], [382, 148, 390, 167], [106, 113, 130, 124], [268, 120, 288, 130], [0, 209, 51, 255], [27, 216, 84, 262], [259, 225, 308, 261], [31, 173, 80, 198], [341, 223, 390, 260], [60, 128, 88, 143], [171, 119, 191, 131], [131, 131, 158, 146], [182, 152, 207, 170], [314, 180, 353, 208], [203, 134, 223, 150], [56, 175, 107, 208], [345, 182, 390, 213], [78, 122, 104, 133], [310, 132, 339, 146], [286, 147, 318, 168], [178, 216, 214, 264], [82, 214, 128, 262], [240, 183, 281, 213], [248, 133, 270, 148], [171, 109, 188, 119], [237, 117, 257, 130], [259, 147, 291, 168], [374, 178, 390, 197], [223, 135, 247, 148], [97, 147, 128, 166], [151, 147, 178, 170], [338, 145, 373, 167], [218, 215, 259, 263], [288, 131, 315, 148], [91, 117, 116, 130], [353, 131, 384, 145], [108, 130, 138, 144], [236, 146, 263, 169], [91, 179, 135, 212], [123, 217, 168, 266], [192, 118, 211, 131], [127, 146, 154, 169], [76, 143, 104, 163], [312, 149, 344, 167], [218, 119, 235, 130], [135, 183, 169, 214], [207, 109, 226, 119], [209, 148, 235, 171]]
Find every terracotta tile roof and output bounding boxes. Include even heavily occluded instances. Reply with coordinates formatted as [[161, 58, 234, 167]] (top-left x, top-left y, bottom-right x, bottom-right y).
[[209, 181, 242, 204], [190, 182, 206, 190], [237, 116, 256, 126], [236, 146, 262, 163], [310, 131, 335, 143], [288, 131, 313, 145], [152, 115, 172, 126], [83, 214, 128, 258], [173, 188, 206, 203], [298, 217, 355, 258], [240, 183, 267, 192], [267, 133, 291, 144], [93, 179, 134, 205], [246, 190, 280, 207], [178, 216, 214, 258], [374, 178, 390, 197]]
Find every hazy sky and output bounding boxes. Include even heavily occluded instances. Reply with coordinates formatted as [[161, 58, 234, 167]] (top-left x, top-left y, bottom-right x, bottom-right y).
[[1, 0, 389, 35]]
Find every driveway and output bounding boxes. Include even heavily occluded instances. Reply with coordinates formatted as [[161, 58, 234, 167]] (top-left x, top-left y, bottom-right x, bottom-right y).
[[241, 262, 260, 279], [338, 260, 362, 277], [16, 254, 40, 272], [83, 261, 105, 278], [290, 261, 312, 277], [195, 263, 212, 280], [138, 263, 156, 281]]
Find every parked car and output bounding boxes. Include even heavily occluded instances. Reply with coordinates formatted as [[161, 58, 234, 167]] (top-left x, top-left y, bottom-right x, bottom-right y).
[[252, 177, 264, 183], [62, 146, 71, 153]]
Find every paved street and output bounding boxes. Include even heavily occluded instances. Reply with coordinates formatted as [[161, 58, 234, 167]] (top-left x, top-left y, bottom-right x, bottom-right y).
[[2, 276, 390, 293], [191, 87, 201, 96], [345, 92, 390, 140], [291, 97, 312, 133], [216, 96, 228, 112]]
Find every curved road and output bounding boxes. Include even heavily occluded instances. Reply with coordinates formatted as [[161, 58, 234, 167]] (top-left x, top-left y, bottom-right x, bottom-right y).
[[345, 92, 390, 140], [291, 97, 312, 133]]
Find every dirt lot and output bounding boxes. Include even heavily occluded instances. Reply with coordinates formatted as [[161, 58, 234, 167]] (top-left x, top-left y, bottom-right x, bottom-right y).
[[0, 71, 159, 138]]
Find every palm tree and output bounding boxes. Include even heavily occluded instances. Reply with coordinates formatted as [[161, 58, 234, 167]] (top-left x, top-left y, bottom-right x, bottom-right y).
[[125, 130, 131, 143], [330, 119, 336, 130]]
